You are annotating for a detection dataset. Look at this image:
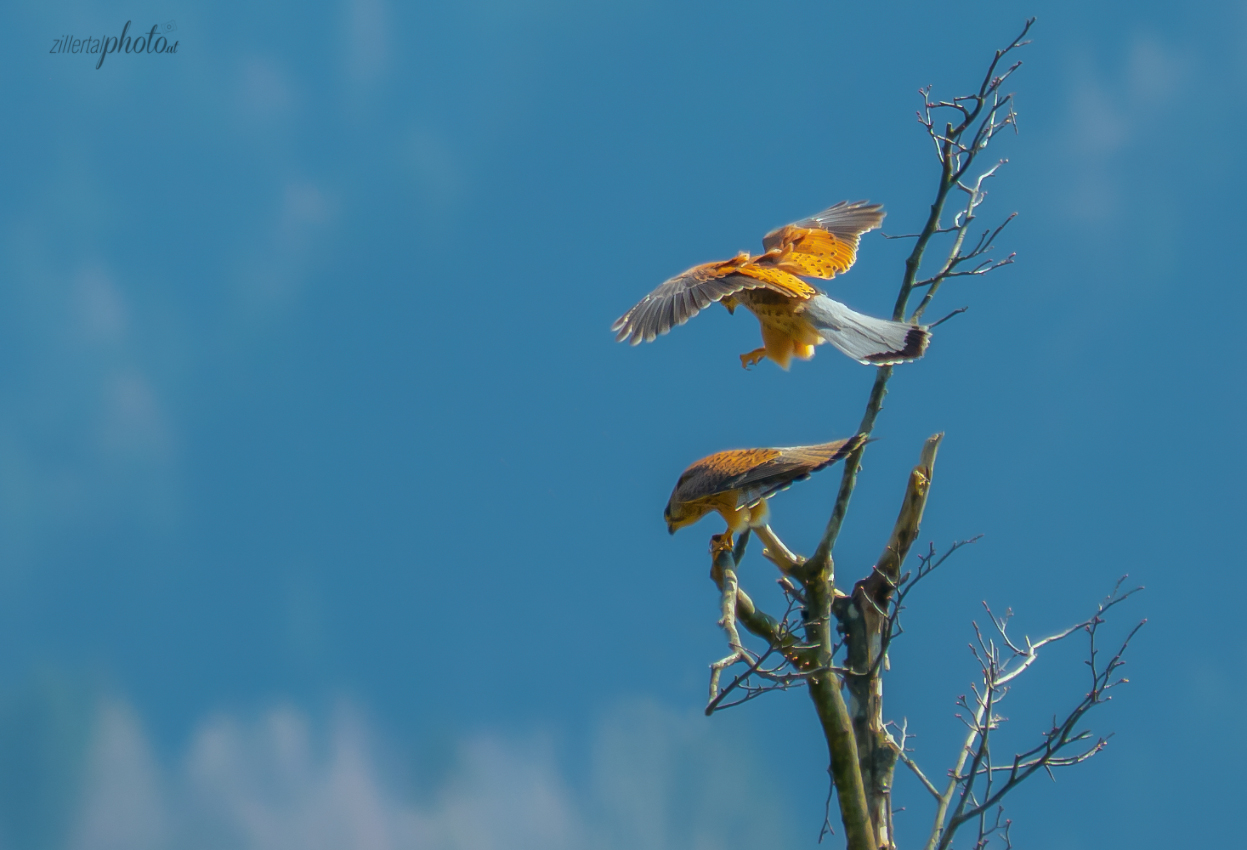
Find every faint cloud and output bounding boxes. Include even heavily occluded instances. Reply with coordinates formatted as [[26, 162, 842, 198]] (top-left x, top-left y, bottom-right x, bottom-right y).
[[98, 370, 175, 463], [241, 180, 337, 312], [73, 267, 127, 344], [61, 696, 795, 850], [1068, 81, 1128, 157], [345, 0, 390, 82], [588, 700, 789, 849], [1126, 36, 1188, 104], [68, 700, 168, 850], [1062, 34, 1192, 222], [68, 700, 583, 850], [184, 705, 402, 850], [401, 129, 463, 213], [0, 260, 182, 564], [238, 57, 296, 118], [407, 735, 583, 850], [279, 181, 334, 242]]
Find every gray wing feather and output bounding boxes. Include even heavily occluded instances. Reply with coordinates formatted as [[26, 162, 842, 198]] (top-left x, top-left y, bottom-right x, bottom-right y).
[[612, 271, 760, 345], [725, 439, 860, 507]]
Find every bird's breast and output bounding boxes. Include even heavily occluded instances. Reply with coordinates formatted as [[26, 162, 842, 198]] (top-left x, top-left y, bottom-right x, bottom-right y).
[[739, 291, 817, 338]]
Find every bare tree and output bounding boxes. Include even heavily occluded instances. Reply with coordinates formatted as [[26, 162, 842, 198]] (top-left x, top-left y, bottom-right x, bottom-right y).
[[698, 19, 1144, 850]]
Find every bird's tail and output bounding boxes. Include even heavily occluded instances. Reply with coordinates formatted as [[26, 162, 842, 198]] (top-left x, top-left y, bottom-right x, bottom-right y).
[[803, 294, 930, 365], [781, 433, 870, 470]]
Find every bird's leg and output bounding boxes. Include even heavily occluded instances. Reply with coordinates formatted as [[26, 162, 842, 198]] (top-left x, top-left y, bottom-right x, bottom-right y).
[[710, 531, 736, 557], [753, 523, 803, 573], [739, 347, 767, 369], [744, 503, 801, 571]]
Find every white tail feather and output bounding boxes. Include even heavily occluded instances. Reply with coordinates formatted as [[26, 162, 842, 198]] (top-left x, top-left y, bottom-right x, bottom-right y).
[[803, 295, 930, 365]]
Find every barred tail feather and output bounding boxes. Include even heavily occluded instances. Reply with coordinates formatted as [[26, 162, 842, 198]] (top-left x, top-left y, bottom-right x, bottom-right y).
[[803, 295, 930, 365]]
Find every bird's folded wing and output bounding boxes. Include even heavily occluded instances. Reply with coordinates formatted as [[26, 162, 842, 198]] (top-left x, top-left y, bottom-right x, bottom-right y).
[[760, 200, 886, 280], [612, 263, 815, 345], [673, 437, 863, 508], [672, 448, 783, 503], [725, 437, 863, 505]]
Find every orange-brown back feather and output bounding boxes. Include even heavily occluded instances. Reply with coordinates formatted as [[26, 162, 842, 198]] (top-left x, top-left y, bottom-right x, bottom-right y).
[[758, 200, 885, 281], [668, 436, 866, 510]]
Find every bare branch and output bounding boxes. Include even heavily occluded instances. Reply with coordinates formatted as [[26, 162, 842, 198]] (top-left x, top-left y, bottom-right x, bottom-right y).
[[881, 536, 983, 656], [685, 21, 1116, 850], [707, 554, 751, 704], [891, 719, 942, 800], [924, 578, 1144, 850], [807, 21, 1031, 575]]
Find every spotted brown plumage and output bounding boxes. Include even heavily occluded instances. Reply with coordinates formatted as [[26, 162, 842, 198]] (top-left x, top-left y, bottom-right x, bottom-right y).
[[664, 435, 867, 551], [612, 201, 930, 369]]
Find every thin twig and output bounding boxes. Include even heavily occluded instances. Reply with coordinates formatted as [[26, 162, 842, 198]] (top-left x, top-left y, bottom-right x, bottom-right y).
[[924, 576, 1144, 850], [808, 19, 1030, 572]]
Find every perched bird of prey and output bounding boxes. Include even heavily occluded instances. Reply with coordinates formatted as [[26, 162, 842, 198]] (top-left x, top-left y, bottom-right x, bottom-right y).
[[612, 201, 930, 369], [665, 435, 867, 554]]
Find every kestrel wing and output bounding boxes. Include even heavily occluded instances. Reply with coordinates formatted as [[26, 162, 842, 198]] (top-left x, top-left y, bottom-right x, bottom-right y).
[[671, 448, 783, 504], [760, 201, 886, 280], [723, 436, 866, 506], [731, 265, 818, 299], [612, 262, 816, 345]]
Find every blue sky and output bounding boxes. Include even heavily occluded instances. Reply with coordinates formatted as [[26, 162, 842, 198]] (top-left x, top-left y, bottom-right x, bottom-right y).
[[1, 1, 1244, 847]]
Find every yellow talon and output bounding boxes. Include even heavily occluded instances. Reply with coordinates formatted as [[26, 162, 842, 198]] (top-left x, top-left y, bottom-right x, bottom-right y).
[[710, 532, 735, 557], [740, 348, 767, 369]]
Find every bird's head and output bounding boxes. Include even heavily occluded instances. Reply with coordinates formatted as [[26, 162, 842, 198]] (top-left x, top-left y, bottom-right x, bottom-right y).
[[663, 499, 698, 535]]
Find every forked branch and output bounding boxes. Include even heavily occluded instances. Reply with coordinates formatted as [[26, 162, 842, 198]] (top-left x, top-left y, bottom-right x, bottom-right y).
[[808, 17, 1033, 575], [922, 579, 1145, 850]]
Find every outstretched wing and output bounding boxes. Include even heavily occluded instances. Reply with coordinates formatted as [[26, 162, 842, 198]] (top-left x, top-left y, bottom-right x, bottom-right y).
[[673, 436, 865, 508], [759, 200, 885, 280], [612, 261, 816, 345]]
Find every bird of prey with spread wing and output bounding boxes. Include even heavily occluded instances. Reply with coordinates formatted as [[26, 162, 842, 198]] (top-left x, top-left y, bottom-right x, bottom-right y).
[[613, 201, 930, 369], [665, 435, 867, 558]]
